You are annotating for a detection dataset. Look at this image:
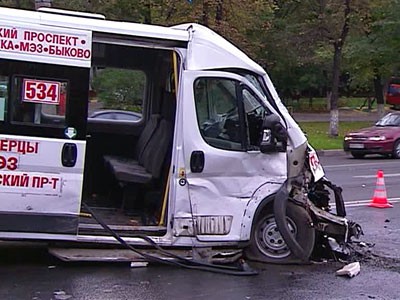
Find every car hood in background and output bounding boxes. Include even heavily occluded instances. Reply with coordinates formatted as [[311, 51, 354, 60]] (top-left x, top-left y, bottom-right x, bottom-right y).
[[347, 126, 400, 137]]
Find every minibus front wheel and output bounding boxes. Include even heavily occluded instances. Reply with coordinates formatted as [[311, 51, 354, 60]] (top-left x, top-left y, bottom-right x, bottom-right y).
[[245, 201, 315, 264]]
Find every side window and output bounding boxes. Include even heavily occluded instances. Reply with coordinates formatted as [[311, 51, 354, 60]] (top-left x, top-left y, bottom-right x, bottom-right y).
[[194, 78, 244, 151], [11, 76, 68, 126], [89, 43, 146, 122], [242, 88, 267, 147], [194, 77, 268, 151], [0, 76, 8, 122]]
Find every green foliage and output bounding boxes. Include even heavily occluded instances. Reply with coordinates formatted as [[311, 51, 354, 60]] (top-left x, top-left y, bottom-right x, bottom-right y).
[[48, 0, 275, 62], [0, 0, 34, 9], [344, 0, 400, 90], [92, 69, 145, 112], [3, 0, 400, 118]]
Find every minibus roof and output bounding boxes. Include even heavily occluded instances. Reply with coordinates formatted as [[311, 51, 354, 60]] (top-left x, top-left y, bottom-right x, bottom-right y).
[[0, 7, 188, 42], [173, 23, 266, 75], [0, 7, 266, 75]]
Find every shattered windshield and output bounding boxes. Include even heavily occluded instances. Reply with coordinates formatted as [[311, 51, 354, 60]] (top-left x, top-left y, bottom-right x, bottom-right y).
[[244, 74, 266, 97], [376, 113, 400, 126]]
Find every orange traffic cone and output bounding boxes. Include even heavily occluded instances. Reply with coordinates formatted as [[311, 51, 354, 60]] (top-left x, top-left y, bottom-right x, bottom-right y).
[[368, 170, 393, 208]]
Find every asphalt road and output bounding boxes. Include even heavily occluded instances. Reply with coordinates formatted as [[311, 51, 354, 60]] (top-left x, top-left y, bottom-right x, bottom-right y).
[[322, 152, 400, 205], [1, 154, 400, 300], [322, 153, 400, 261]]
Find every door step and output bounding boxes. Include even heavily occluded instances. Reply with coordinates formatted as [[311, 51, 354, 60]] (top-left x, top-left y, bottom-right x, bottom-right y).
[[49, 247, 242, 263], [49, 247, 191, 263]]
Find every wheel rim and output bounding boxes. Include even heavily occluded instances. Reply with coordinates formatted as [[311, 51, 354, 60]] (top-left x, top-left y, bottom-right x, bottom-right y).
[[395, 142, 400, 158], [255, 215, 297, 259]]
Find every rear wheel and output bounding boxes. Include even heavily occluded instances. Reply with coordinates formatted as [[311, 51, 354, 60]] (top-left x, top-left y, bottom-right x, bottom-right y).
[[392, 140, 400, 159], [351, 152, 365, 159], [245, 202, 315, 264]]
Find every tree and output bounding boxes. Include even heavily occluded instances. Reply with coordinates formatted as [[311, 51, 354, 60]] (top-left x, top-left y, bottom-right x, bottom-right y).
[[344, 0, 400, 118], [259, 2, 331, 105], [155, 0, 274, 61], [49, 0, 274, 62], [7, 0, 400, 126], [0, 0, 34, 8], [325, 1, 351, 136], [297, 0, 361, 136], [92, 69, 145, 112], [264, 0, 370, 136]]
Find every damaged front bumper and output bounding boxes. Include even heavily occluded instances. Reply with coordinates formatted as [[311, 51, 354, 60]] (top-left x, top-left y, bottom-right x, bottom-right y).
[[279, 145, 363, 261], [305, 178, 363, 258], [307, 178, 363, 243], [309, 199, 363, 242]]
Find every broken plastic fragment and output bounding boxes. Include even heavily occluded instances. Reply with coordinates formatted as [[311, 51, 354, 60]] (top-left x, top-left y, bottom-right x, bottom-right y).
[[130, 261, 148, 268], [53, 290, 72, 300], [328, 237, 350, 255], [336, 262, 360, 278]]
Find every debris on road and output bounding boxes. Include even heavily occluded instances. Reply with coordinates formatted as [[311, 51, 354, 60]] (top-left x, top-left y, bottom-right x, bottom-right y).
[[53, 290, 72, 300], [130, 261, 148, 268], [336, 262, 361, 278]]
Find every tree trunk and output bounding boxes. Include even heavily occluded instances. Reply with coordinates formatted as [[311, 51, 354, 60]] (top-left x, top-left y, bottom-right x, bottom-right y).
[[202, 0, 209, 26], [326, 91, 331, 111], [330, 109, 339, 138], [329, 43, 341, 137], [373, 73, 385, 119], [34, 0, 51, 9], [85, 0, 92, 11], [377, 103, 385, 119], [328, 0, 350, 137], [143, 0, 151, 24], [216, 0, 223, 26]]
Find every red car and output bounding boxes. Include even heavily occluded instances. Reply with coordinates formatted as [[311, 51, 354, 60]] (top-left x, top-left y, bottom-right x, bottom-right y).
[[386, 83, 400, 107], [343, 112, 400, 158]]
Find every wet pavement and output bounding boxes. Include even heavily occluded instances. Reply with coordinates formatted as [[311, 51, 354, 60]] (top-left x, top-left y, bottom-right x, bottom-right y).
[[349, 205, 400, 260], [0, 235, 400, 300], [1, 202, 400, 300]]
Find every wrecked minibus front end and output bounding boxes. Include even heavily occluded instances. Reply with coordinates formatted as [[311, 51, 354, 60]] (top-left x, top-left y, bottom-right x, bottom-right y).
[[177, 24, 363, 264]]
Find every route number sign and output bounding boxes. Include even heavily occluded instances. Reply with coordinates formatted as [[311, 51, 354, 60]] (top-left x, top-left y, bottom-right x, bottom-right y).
[[22, 79, 61, 105]]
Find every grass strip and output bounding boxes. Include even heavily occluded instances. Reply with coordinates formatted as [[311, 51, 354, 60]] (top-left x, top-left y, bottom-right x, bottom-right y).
[[298, 121, 373, 150]]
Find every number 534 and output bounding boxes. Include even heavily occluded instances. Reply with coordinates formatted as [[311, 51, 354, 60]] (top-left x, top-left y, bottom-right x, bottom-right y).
[[23, 79, 60, 104]]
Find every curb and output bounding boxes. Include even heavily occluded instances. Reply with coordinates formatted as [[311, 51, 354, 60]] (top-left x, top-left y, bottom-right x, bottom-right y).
[[316, 149, 347, 157]]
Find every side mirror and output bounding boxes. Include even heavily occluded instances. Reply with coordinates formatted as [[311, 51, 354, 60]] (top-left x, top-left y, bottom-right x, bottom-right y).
[[259, 114, 287, 153]]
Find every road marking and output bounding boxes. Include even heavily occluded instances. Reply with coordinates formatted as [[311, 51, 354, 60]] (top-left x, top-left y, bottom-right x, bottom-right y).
[[353, 173, 400, 179], [324, 161, 398, 168], [331, 197, 400, 208]]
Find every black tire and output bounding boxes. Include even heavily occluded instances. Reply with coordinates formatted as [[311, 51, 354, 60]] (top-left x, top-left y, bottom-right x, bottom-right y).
[[392, 140, 400, 159], [245, 201, 315, 264], [351, 152, 365, 159]]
